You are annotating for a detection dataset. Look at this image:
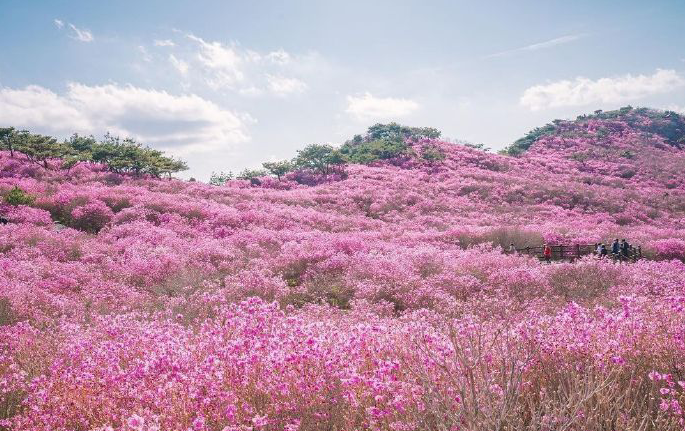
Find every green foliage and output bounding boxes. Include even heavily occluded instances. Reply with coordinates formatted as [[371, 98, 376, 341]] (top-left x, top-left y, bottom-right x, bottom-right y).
[[501, 124, 557, 156], [237, 168, 268, 180], [420, 144, 446, 163], [365, 123, 441, 142], [0, 127, 17, 157], [340, 138, 411, 164], [339, 123, 442, 165], [90, 133, 187, 177], [209, 171, 234, 186], [3, 186, 35, 206], [502, 106, 685, 156], [463, 142, 490, 151], [13, 131, 68, 169], [0, 128, 188, 178], [262, 160, 294, 180], [293, 144, 345, 175], [234, 122, 444, 178]]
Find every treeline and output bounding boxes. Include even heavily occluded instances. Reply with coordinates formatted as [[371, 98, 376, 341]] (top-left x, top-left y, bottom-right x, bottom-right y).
[[502, 106, 685, 156], [0, 127, 187, 177], [211, 123, 445, 185]]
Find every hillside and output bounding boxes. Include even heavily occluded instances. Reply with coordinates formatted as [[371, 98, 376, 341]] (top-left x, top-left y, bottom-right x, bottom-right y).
[[2, 107, 685, 430]]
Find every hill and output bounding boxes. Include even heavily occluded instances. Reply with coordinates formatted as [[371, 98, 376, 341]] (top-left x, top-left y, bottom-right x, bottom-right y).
[[1, 107, 685, 430]]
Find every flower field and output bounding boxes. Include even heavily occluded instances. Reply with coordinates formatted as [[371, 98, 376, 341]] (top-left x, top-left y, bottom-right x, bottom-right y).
[[1, 108, 685, 430]]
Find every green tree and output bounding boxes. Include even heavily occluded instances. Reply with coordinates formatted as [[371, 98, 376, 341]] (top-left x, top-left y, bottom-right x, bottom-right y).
[[209, 171, 234, 186], [339, 123, 442, 165], [14, 131, 70, 169], [366, 123, 441, 142], [89, 134, 187, 177], [0, 127, 17, 157], [262, 160, 294, 180], [61, 134, 97, 171], [237, 168, 268, 180], [293, 144, 345, 175]]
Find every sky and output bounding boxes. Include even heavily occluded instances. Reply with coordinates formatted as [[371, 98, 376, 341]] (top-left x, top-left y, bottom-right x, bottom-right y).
[[0, 0, 684, 180]]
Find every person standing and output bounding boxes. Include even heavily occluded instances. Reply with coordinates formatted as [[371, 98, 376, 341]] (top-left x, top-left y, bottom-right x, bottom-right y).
[[611, 239, 620, 260], [600, 244, 608, 258], [621, 239, 630, 261], [543, 243, 552, 263], [509, 243, 516, 253]]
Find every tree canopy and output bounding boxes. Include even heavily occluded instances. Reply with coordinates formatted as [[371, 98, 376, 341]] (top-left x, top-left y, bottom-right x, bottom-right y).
[[0, 128, 188, 177], [340, 122, 442, 164]]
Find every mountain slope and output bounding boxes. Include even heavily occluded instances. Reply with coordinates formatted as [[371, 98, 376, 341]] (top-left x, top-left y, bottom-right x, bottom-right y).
[[1, 107, 685, 430]]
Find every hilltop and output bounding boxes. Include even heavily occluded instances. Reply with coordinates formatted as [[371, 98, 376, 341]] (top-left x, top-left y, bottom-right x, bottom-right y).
[[1, 107, 685, 430]]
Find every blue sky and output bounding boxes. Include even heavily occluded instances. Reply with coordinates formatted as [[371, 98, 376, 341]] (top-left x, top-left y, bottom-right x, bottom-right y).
[[1, 0, 684, 179]]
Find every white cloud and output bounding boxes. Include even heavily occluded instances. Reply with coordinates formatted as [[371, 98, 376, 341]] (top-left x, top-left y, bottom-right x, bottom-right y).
[[68, 23, 93, 42], [154, 39, 175, 47], [176, 33, 314, 96], [187, 34, 245, 89], [345, 92, 419, 121], [169, 54, 189, 76], [0, 83, 252, 154], [265, 75, 307, 96], [265, 49, 291, 65], [486, 34, 585, 58], [138, 46, 152, 62], [53, 19, 64, 29], [520, 69, 685, 111]]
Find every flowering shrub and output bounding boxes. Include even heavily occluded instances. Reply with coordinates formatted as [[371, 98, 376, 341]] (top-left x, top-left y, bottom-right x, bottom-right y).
[[649, 238, 685, 261], [69, 200, 115, 233], [1, 108, 685, 429]]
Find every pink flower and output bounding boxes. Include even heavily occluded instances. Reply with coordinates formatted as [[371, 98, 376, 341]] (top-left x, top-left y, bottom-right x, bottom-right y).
[[660, 399, 671, 411], [192, 416, 206, 431], [648, 371, 662, 381], [127, 414, 144, 430], [252, 415, 268, 428]]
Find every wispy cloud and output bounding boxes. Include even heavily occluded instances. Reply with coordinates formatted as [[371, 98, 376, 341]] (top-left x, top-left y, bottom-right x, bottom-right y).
[[154, 39, 175, 47], [138, 46, 152, 62], [345, 92, 419, 121], [485, 34, 586, 58], [265, 75, 307, 96], [169, 54, 189, 76], [171, 32, 317, 97], [520, 68, 685, 111], [61, 23, 94, 42], [54, 20, 93, 42]]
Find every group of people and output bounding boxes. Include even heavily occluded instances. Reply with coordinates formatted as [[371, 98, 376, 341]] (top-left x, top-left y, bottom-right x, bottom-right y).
[[508, 239, 640, 263], [595, 238, 640, 262]]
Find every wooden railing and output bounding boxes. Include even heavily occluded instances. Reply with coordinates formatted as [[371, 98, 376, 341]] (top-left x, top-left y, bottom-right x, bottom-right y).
[[510, 244, 642, 262]]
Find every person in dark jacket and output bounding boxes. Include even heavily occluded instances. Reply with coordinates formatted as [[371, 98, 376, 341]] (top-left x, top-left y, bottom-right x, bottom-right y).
[[611, 239, 620, 259], [0, 215, 8, 225], [621, 239, 630, 260], [600, 244, 608, 258]]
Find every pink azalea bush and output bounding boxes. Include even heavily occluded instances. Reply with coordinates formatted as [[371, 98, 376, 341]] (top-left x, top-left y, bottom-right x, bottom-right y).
[[1, 108, 685, 430]]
